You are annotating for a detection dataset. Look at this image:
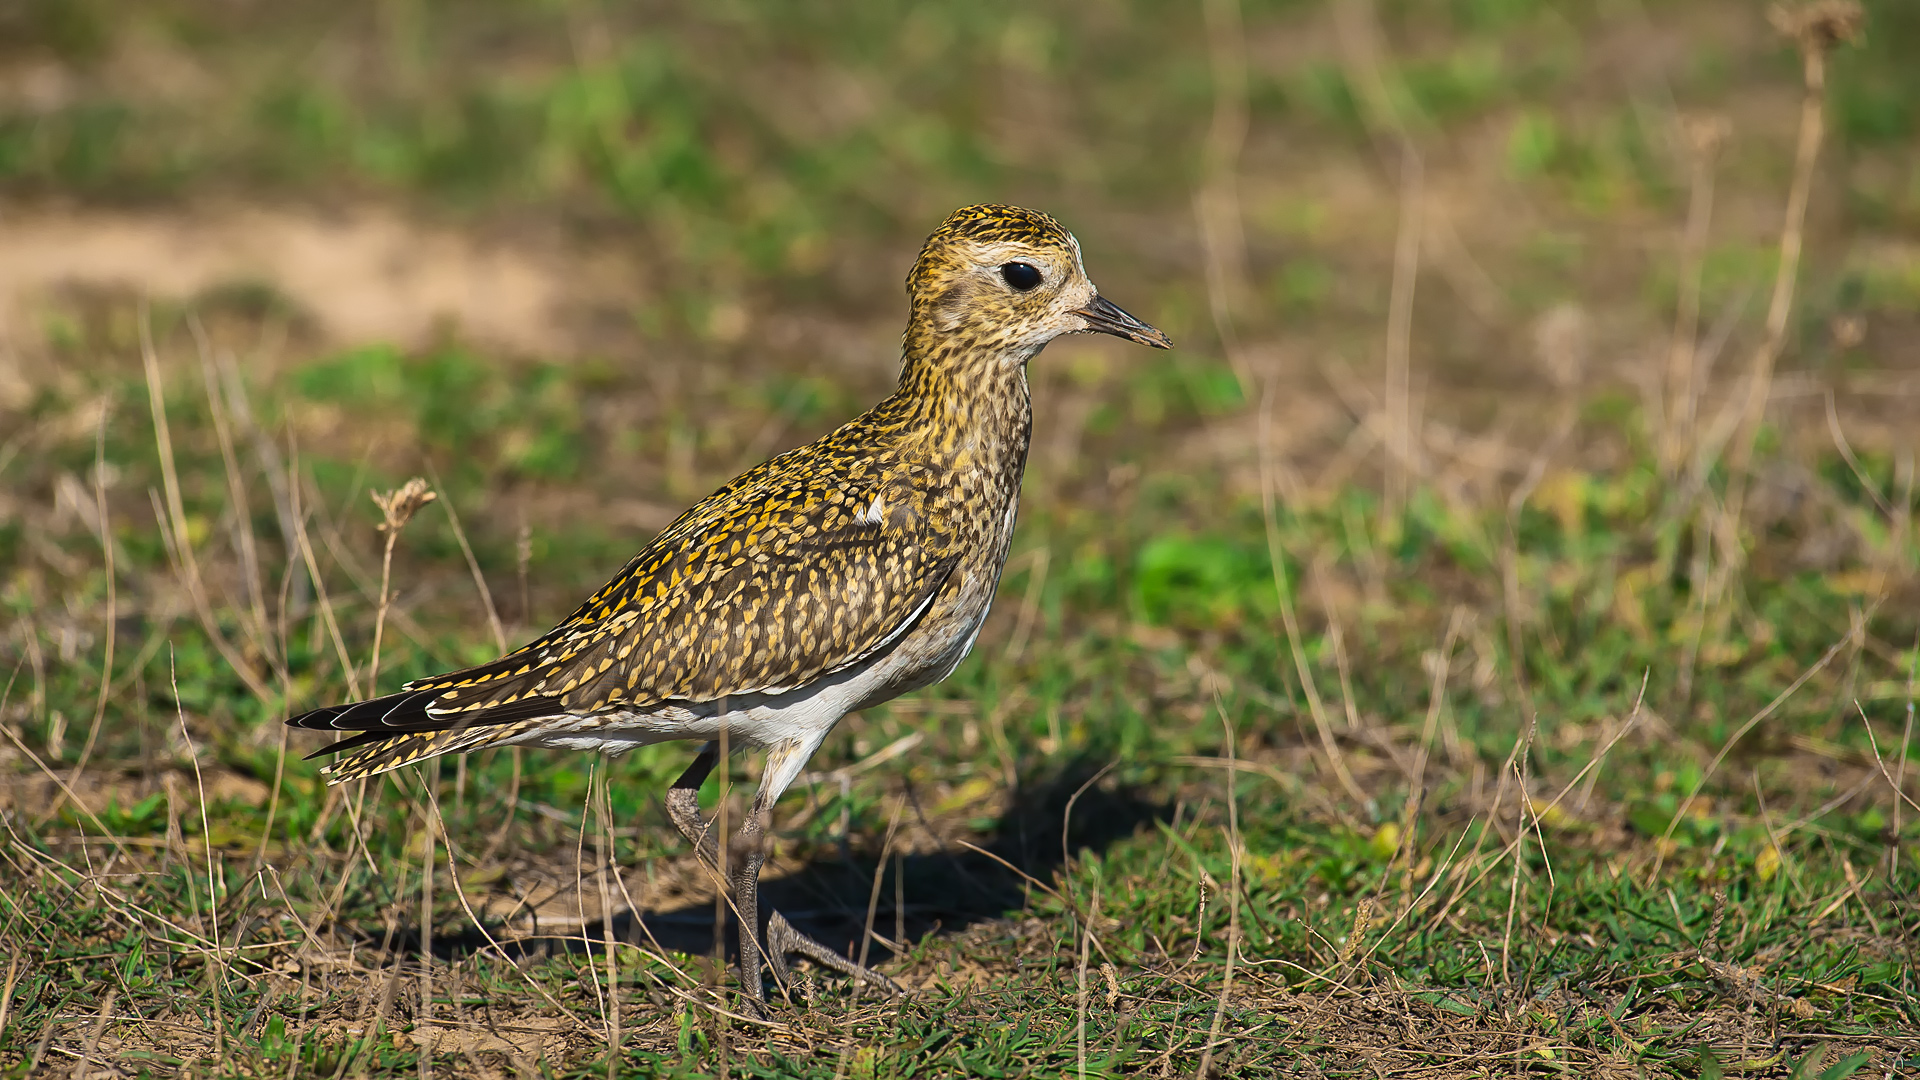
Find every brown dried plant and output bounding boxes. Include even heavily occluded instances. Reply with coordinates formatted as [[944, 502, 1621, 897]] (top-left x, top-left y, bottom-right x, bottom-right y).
[[1768, 0, 1865, 52], [367, 478, 437, 694]]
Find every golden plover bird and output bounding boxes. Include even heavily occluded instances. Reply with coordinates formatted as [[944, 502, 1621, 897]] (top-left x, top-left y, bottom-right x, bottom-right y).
[[289, 204, 1171, 1007]]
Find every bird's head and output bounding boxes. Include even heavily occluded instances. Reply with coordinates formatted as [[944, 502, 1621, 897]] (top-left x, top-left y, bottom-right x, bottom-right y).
[[904, 204, 1172, 365]]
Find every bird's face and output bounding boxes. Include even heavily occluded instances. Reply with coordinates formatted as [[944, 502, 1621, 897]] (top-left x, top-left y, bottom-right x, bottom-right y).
[[907, 205, 1172, 364]]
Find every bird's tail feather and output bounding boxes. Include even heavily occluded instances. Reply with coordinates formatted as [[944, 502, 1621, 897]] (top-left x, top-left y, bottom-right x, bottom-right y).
[[320, 719, 547, 785]]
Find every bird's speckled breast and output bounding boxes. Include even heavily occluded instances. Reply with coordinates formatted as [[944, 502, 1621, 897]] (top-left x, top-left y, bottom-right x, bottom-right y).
[[853, 378, 1033, 710]]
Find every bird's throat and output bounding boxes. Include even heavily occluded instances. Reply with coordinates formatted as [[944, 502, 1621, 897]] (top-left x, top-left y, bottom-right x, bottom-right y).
[[893, 337, 1034, 472]]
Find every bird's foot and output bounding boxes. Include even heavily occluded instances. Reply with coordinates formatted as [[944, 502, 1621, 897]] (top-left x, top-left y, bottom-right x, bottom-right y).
[[757, 909, 905, 1004]]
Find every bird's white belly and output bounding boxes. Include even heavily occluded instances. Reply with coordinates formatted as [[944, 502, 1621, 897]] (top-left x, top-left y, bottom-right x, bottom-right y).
[[501, 652, 887, 755]]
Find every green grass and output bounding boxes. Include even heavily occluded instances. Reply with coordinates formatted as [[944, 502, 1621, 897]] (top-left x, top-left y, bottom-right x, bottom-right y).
[[3, 0, 1919, 1076], [3, 330, 1913, 1074]]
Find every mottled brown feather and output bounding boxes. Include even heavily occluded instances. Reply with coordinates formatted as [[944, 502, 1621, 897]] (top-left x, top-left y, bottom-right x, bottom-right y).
[[410, 438, 967, 717], [291, 205, 1161, 784]]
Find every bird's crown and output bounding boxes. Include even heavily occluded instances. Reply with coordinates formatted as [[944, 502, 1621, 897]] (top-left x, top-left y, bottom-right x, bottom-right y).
[[906, 204, 1078, 295]]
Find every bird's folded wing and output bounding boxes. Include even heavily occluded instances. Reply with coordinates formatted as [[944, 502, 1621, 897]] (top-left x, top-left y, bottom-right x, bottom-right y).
[[291, 483, 956, 736]]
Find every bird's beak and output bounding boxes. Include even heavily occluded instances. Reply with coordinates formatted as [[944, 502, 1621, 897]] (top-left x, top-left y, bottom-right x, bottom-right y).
[[1073, 294, 1174, 349]]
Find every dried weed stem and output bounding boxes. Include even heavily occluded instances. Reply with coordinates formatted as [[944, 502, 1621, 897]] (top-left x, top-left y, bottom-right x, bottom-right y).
[[1707, 2, 1862, 608], [141, 307, 274, 706], [1195, 701, 1245, 1078], [1382, 143, 1423, 528], [46, 405, 117, 824], [1661, 114, 1729, 477], [429, 464, 509, 655], [367, 477, 437, 693], [1259, 377, 1369, 807], [1195, 0, 1255, 400]]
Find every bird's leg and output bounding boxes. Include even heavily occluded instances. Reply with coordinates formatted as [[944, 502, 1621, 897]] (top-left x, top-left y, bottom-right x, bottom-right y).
[[742, 739, 906, 1003], [729, 798, 772, 1008], [665, 738, 905, 1007], [763, 908, 906, 997], [663, 742, 778, 1011], [732, 791, 905, 1004], [665, 741, 721, 865], [664, 742, 774, 1014]]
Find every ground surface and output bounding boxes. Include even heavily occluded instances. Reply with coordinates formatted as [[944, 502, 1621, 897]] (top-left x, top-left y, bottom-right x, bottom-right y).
[[0, 0, 1917, 1076]]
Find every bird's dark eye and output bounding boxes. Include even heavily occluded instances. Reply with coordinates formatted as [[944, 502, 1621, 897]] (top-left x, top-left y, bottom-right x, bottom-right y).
[[999, 262, 1043, 292]]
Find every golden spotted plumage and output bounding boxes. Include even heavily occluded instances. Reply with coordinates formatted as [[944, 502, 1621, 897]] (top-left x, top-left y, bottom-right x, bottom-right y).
[[289, 203, 1170, 1008], [290, 204, 1170, 788]]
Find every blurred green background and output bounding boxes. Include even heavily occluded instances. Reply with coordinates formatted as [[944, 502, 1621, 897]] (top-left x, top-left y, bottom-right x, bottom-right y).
[[3, 0, 1916, 598]]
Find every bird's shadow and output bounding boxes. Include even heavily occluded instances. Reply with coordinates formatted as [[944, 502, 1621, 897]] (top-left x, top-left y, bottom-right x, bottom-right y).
[[396, 755, 1164, 966]]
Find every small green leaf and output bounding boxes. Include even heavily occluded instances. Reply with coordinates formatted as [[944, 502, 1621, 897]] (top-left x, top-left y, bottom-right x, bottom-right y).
[[1790, 1044, 1829, 1080], [1819, 1051, 1872, 1080], [1413, 990, 1479, 1017]]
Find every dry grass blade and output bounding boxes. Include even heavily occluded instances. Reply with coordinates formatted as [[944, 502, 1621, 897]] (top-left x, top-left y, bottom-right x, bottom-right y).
[[45, 405, 118, 825], [415, 784, 612, 1039], [594, 773, 622, 1074], [170, 649, 227, 1060], [189, 315, 275, 665], [0, 953, 22, 1040], [1381, 141, 1422, 526], [1061, 759, 1118, 874], [1074, 882, 1100, 1080], [0, 721, 131, 862], [1427, 679, 1645, 934], [1824, 390, 1895, 520], [1893, 675, 1915, 883], [140, 305, 275, 706], [75, 988, 116, 1073], [1195, 0, 1254, 400], [280, 440, 371, 705], [1001, 546, 1050, 664], [418, 763, 441, 1076], [857, 798, 905, 974], [1710, 0, 1862, 609], [1660, 113, 1729, 477], [427, 465, 509, 655], [1258, 376, 1369, 808], [1654, 615, 1863, 873], [1405, 607, 1467, 833], [951, 837, 1066, 907], [1857, 703, 1920, 816], [574, 761, 609, 1035], [1195, 697, 1244, 1078]]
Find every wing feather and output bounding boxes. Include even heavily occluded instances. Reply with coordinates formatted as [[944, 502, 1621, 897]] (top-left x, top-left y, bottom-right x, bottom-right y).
[[289, 441, 956, 749]]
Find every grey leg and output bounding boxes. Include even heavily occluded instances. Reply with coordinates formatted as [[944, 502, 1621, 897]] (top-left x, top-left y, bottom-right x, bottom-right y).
[[660, 740, 905, 1008], [666, 742, 778, 1009], [734, 799, 903, 1004], [765, 910, 905, 996], [730, 803, 772, 1007]]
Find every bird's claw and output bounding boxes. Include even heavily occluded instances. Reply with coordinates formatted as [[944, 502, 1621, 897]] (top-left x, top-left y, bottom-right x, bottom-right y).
[[748, 909, 906, 1008]]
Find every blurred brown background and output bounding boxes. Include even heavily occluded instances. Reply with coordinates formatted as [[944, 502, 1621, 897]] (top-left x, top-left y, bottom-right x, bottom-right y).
[[0, 1, 1912, 515]]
